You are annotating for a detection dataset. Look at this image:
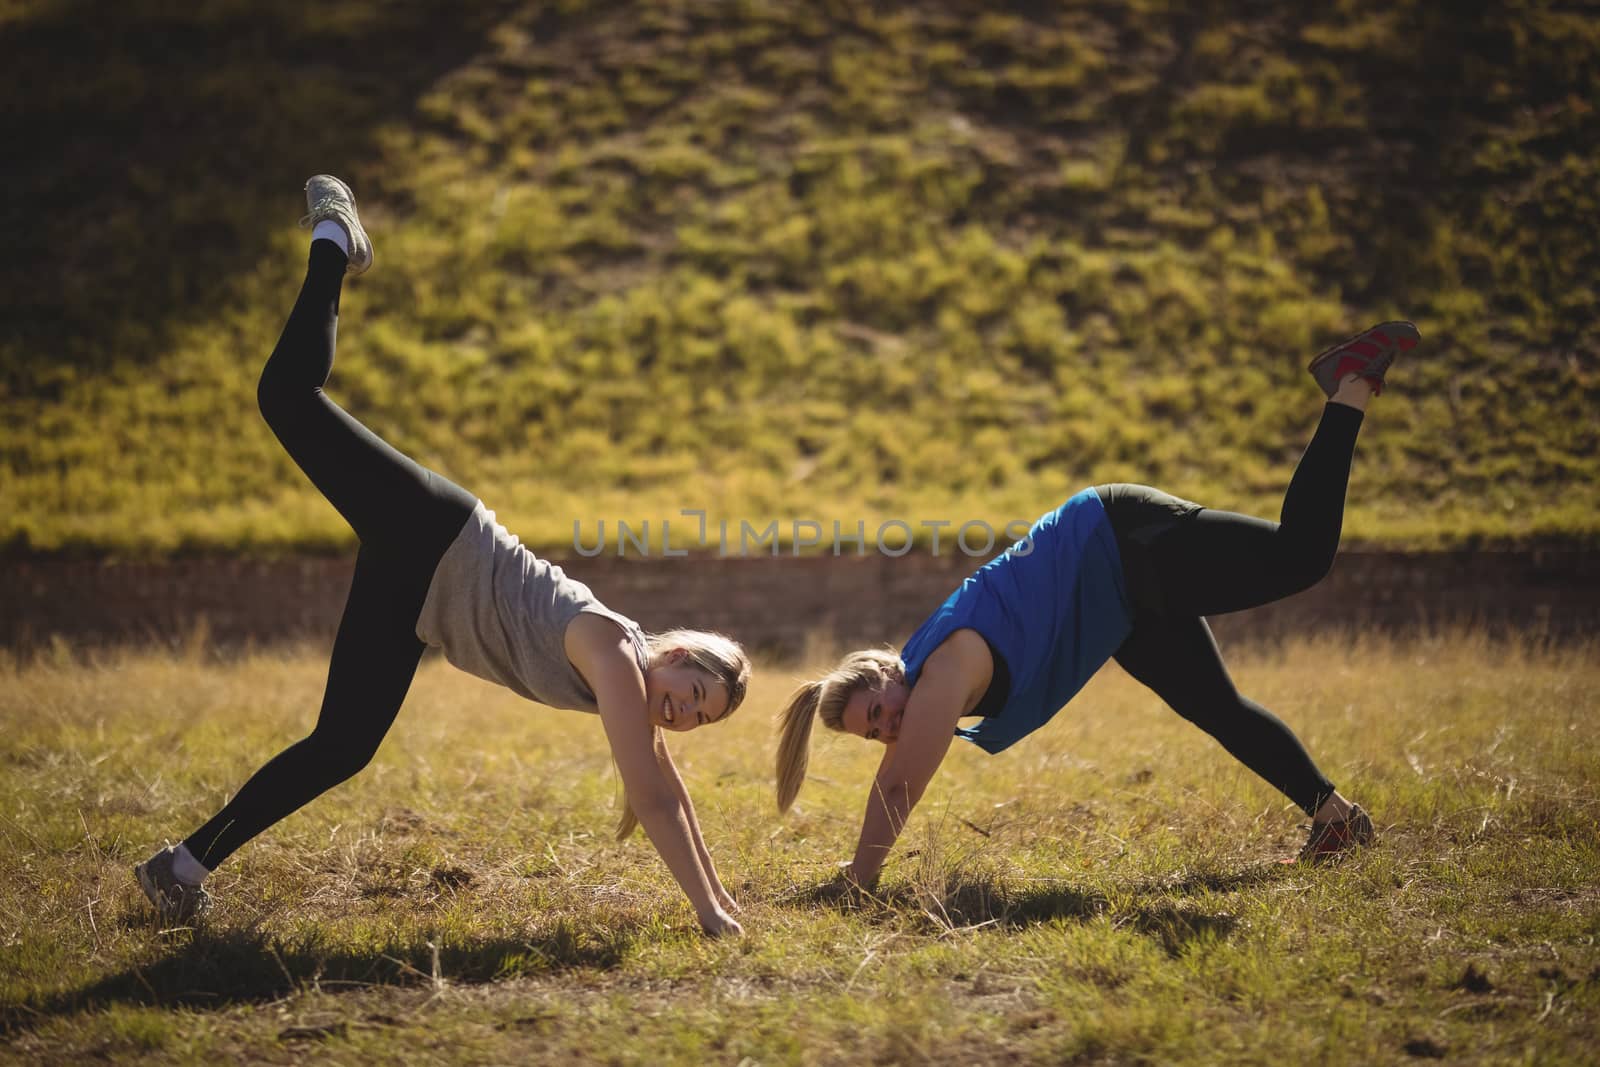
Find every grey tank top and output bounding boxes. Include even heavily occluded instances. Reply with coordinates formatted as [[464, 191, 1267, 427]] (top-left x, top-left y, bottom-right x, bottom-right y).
[[415, 501, 650, 712]]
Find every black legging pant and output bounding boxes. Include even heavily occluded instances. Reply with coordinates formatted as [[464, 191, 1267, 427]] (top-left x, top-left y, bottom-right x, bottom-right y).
[[184, 241, 475, 870], [1097, 402, 1366, 817]]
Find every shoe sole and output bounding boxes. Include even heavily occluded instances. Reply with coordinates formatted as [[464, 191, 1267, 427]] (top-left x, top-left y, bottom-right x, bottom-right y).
[[1307, 320, 1420, 397]]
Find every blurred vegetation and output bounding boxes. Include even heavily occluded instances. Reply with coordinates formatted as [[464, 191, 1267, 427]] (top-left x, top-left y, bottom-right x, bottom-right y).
[[2, 0, 1597, 555]]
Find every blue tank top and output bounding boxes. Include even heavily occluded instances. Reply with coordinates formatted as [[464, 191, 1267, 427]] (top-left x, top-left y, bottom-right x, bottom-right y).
[[899, 488, 1132, 754]]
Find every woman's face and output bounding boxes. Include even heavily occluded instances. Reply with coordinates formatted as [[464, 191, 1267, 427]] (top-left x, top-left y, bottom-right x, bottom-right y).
[[644, 655, 731, 733], [841, 681, 910, 744]]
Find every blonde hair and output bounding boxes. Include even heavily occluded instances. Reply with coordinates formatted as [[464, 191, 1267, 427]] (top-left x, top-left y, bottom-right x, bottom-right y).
[[615, 629, 752, 839], [775, 648, 904, 812], [645, 629, 751, 715]]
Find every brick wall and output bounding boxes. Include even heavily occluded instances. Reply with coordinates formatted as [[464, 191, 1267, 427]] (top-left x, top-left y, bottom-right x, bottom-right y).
[[3, 549, 1595, 658]]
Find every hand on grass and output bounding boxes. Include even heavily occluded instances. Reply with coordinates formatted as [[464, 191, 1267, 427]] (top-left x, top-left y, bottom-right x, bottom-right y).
[[814, 864, 872, 906], [701, 908, 744, 938]]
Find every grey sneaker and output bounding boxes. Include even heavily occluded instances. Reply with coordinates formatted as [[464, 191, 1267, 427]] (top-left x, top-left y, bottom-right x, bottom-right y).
[[300, 174, 373, 275], [1307, 321, 1420, 397], [134, 845, 212, 925]]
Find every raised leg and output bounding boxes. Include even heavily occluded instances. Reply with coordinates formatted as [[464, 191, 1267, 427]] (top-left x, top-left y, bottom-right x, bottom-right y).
[[1141, 401, 1365, 617], [257, 239, 474, 564]]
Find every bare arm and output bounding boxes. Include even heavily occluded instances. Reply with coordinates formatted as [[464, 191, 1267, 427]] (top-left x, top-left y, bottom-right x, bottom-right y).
[[569, 621, 741, 936], [656, 734, 739, 913], [845, 650, 978, 888]]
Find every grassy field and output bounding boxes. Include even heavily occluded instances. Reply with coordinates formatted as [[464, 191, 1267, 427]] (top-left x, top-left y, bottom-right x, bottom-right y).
[[1, 631, 1596, 1064], [4, 1, 1599, 554]]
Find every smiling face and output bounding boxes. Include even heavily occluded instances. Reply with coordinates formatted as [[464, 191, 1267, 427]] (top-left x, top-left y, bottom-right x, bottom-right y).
[[840, 680, 911, 744], [644, 653, 732, 733]]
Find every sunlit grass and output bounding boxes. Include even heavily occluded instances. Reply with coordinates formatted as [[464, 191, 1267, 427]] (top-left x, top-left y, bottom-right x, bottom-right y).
[[2, 630, 1596, 1063]]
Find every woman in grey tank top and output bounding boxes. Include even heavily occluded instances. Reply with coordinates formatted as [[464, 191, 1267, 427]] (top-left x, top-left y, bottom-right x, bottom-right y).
[[134, 177, 749, 938]]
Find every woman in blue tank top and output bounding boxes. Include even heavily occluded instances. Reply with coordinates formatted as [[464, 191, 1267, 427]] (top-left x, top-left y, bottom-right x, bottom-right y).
[[775, 322, 1419, 889]]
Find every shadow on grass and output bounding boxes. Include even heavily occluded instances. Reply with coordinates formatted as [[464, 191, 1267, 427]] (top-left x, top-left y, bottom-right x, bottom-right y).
[[1127, 863, 1286, 899], [9, 863, 1289, 1033], [800, 862, 1279, 956], [0, 920, 636, 1036], [1119, 904, 1241, 960]]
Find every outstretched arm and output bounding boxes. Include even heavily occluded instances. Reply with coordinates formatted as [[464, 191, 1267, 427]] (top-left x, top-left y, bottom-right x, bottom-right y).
[[570, 623, 742, 936], [845, 658, 971, 888], [656, 734, 739, 914]]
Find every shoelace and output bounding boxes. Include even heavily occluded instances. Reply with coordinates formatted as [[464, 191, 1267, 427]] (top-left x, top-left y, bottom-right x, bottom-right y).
[[298, 199, 356, 230]]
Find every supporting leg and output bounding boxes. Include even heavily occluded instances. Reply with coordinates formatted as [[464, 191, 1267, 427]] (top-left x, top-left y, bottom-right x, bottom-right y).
[[182, 546, 427, 870], [1112, 613, 1336, 818]]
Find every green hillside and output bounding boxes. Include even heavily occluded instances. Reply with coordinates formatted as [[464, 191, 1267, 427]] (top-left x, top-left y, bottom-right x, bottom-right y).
[[3, 0, 1597, 554]]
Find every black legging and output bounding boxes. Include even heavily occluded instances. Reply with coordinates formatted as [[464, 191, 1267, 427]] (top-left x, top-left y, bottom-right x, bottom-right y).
[[1097, 402, 1366, 817], [183, 241, 476, 870]]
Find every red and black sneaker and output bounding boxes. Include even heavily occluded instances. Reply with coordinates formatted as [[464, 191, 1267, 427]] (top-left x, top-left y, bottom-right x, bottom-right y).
[[1285, 804, 1376, 865], [1307, 321, 1420, 397]]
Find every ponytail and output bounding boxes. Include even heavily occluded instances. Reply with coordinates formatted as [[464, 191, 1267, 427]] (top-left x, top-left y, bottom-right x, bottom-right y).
[[616, 798, 640, 841], [774, 648, 905, 813], [776, 680, 824, 812]]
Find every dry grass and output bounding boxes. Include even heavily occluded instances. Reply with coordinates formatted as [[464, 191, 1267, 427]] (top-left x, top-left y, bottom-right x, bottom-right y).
[[1, 629, 1598, 1064]]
